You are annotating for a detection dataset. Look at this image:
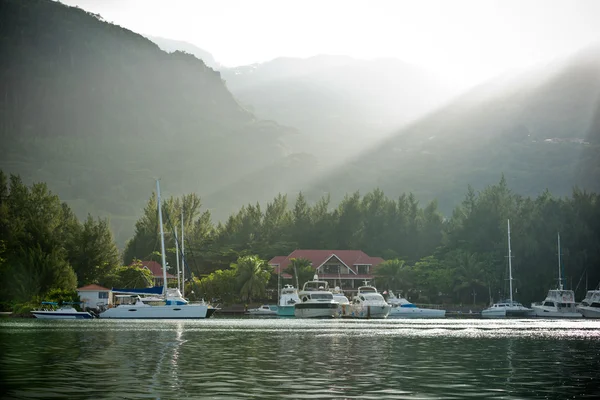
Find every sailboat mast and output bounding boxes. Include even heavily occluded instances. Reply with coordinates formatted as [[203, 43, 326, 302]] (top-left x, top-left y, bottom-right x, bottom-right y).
[[508, 219, 513, 305], [174, 222, 181, 294], [181, 210, 185, 297], [558, 232, 563, 290], [277, 265, 281, 306], [157, 180, 168, 296]]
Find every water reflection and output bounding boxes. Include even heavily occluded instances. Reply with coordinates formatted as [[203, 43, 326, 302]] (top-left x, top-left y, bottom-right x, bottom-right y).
[[1, 319, 599, 399]]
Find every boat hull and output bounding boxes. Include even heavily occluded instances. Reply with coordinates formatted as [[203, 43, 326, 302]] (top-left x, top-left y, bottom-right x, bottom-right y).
[[348, 304, 391, 319], [100, 304, 215, 319], [481, 308, 506, 318], [294, 303, 338, 318], [277, 305, 295, 317], [531, 306, 582, 318], [388, 308, 445, 318], [577, 307, 600, 319], [32, 311, 93, 319]]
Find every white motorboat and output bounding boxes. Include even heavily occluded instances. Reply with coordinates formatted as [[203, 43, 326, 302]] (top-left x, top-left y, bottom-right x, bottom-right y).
[[482, 220, 533, 318], [386, 291, 446, 318], [576, 290, 600, 318], [331, 286, 351, 317], [531, 233, 582, 318], [277, 284, 300, 317], [348, 285, 391, 319], [247, 304, 278, 316], [31, 302, 94, 319], [481, 300, 533, 318], [294, 275, 339, 318], [100, 181, 216, 319]]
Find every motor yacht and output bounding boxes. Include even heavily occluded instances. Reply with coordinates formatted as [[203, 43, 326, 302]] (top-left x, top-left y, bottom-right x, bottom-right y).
[[277, 284, 300, 317], [349, 285, 391, 319], [294, 275, 339, 318], [331, 286, 351, 317], [576, 290, 600, 318]]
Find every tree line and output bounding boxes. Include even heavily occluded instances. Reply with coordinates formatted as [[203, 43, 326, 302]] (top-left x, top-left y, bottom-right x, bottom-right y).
[[0, 171, 151, 311], [2, 170, 599, 310]]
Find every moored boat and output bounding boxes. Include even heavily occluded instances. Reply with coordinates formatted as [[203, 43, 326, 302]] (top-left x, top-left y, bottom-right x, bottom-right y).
[[349, 285, 391, 319], [331, 286, 351, 317], [294, 275, 339, 318], [277, 284, 300, 317], [247, 304, 278, 316], [531, 233, 582, 318], [31, 302, 94, 319], [386, 291, 446, 318], [576, 290, 600, 318], [482, 220, 533, 318], [99, 181, 216, 319]]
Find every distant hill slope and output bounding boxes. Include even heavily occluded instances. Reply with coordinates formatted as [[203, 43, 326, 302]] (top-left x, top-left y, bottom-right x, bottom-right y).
[[0, 0, 294, 244], [222, 55, 462, 163], [145, 35, 220, 70], [306, 46, 600, 210]]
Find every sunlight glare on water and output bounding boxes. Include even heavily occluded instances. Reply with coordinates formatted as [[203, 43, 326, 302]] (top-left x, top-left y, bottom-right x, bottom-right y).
[[1, 318, 599, 399]]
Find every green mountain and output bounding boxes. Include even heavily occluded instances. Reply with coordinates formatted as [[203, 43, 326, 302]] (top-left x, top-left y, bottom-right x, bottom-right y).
[[0, 0, 295, 244], [307, 46, 600, 211], [222, 55, 461, 162]]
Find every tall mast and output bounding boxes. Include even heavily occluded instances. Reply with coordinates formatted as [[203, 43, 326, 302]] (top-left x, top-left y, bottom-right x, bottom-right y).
[[156, 180, 168, 296], [508, 219, 513, 304], [277, 265, 281, 306], [181, 209, 185, 297], [174, 221, 181, 293], [558, 232, 563, 290]]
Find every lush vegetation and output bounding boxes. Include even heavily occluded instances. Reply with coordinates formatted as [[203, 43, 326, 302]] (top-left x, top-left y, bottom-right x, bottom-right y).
[[2, 166, 599, 310], [0, 171, 120, 311], [124, 175, 600, 306]]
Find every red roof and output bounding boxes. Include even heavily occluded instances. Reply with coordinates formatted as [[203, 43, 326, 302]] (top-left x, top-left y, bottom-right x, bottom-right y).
[[77, 284, 110, 291], [135, 261, 176, 278], [268, 250, 385, 275]]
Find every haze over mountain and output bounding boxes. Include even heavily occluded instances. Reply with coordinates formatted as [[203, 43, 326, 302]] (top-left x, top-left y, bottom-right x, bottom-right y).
[[145, 35, 220, 70], [221, 56, 462, 161], [304, 45, 600, 210], [1, 0, 599, 248]]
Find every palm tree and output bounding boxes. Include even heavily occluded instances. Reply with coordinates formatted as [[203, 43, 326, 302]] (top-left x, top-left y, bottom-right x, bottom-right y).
[[233, 255, 270, 302], [446, 250, 487, 304], [374, 259, 406, 292]]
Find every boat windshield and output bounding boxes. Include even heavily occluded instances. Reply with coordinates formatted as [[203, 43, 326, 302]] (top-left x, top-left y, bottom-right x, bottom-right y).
[[311, 293, 333, 300]]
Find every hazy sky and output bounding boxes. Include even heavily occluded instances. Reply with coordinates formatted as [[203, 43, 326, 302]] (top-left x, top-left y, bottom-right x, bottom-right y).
[[61, 0, 600, 86]]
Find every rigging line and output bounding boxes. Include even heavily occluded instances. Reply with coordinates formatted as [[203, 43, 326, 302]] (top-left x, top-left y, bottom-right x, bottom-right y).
[[162, 204, 193, 280]]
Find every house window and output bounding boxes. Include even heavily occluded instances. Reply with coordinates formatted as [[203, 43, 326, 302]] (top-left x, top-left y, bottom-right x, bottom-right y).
[[357, 265, 370, 274], [98, 292, 109, 299]]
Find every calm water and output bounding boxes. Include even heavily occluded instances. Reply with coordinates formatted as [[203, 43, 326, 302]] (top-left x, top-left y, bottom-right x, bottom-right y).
[[1, 318, 599, 399]]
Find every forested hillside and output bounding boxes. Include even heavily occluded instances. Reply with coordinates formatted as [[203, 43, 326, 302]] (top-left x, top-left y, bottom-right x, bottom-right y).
[[0, 0, 294, 244]]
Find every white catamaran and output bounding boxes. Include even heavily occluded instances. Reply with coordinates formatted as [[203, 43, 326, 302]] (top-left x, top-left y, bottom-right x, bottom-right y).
[[100, 180, 216, 319], [482, 220, 533, 318]]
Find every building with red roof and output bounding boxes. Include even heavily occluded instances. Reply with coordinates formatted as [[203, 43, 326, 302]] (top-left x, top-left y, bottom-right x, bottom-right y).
[[132, 261, 177, 287], [268, 250, 385, 293]]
